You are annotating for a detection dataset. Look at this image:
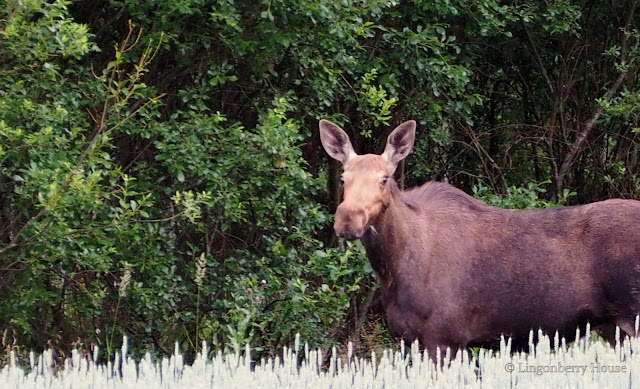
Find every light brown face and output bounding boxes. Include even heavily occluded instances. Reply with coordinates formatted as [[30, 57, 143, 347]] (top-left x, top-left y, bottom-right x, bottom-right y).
[[319, 119, 416, 240], [335, 155, 394, 238]]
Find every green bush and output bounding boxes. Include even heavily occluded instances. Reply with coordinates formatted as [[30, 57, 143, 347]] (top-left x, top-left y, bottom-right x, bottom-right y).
[[0, 1, 374, 362], [472, 181, 576, 209], [1, 0, 638, 364]]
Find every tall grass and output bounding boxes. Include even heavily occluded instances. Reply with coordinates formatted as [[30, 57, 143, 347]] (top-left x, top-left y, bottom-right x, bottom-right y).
[[1, 325, 639, 388]]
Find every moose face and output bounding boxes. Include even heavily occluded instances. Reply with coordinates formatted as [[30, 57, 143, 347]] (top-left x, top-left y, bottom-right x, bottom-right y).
[[319, 120, 416, 239]]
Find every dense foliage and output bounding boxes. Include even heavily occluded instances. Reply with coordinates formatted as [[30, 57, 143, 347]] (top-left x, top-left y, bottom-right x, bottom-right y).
[[0, 0, 638, 362]]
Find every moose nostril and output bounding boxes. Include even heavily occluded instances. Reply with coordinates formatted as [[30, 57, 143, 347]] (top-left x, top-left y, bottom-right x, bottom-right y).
[[334, 203, 368, 239], [336, 205, 360, 221]]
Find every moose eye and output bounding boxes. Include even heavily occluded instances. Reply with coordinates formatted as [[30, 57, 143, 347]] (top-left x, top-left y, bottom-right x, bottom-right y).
[[381, 176, 389, 185]]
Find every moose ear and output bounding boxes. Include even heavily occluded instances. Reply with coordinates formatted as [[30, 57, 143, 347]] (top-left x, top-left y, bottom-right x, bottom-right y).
[[319, 120, 356, 165], [382, 120, 416, 168]]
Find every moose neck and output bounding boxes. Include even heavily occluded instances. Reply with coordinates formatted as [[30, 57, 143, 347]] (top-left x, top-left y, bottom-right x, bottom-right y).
[[360, 180, 408, 291]]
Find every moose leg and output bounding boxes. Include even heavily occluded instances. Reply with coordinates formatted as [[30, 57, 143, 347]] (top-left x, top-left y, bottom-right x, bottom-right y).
[[596, 318, 638, 347], [615, 317, 638, 338], [420, 333, 466, 366]]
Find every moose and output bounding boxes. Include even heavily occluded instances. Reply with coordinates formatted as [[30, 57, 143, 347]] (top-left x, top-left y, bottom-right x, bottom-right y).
[[319, 119, 640, 360]]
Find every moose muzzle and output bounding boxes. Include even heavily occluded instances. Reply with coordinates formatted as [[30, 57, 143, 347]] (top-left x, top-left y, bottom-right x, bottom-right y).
[[333, 203, 368, 239]]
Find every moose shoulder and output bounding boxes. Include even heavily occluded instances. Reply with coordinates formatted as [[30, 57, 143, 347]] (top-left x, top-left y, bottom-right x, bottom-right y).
[[319, 119, 640, 359]]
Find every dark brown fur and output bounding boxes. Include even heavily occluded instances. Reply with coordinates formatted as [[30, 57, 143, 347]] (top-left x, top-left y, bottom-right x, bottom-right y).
[[319, 119, 640, 360], [366, 180, 640, 357]]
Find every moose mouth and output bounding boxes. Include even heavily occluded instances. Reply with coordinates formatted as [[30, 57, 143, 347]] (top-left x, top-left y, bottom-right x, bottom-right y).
[[334, 226, 364, 240]]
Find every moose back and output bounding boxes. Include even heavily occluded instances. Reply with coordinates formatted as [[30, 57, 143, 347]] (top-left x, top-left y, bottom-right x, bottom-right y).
[[319, 119, 640, 359]]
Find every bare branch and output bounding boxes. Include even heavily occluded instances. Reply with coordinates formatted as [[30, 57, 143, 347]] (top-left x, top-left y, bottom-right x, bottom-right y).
[[521, 18, 555, 99], [555, 5, 635, 192]]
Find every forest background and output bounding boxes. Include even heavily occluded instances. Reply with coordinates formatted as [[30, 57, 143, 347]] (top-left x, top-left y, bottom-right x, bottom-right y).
[[0, 0, 639, 362]]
